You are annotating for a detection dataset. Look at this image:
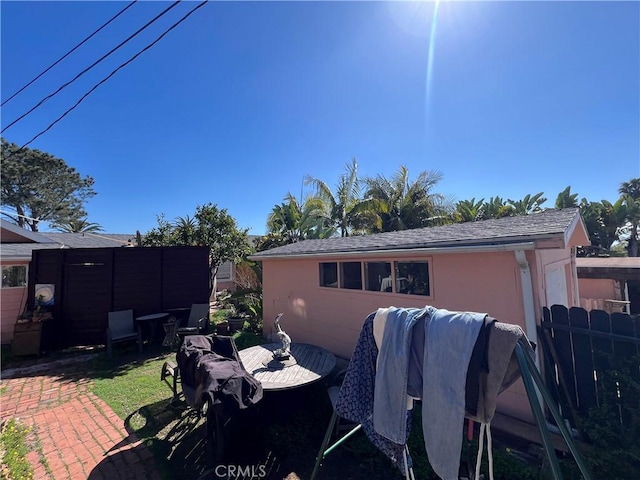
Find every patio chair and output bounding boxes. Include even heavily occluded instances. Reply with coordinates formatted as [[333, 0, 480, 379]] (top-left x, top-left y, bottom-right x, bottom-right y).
[[175, 303, 210, 340], [106, 309, 142, 359], [161, 334, 263, 462], [309, 368, 414, 480]]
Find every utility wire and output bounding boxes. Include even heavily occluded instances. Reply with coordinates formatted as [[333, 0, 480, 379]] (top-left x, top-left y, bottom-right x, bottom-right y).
[[2, 0, 209, 161], [1, 0, 182, 134], [1, 1, 138, 107]]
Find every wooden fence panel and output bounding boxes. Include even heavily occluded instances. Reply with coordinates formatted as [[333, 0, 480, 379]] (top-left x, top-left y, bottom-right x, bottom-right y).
[[588, 309, 613, 408], [610, 312, 639, 425], [28, 246, 209, 347], [569, 306, 597, 415], [549, 305, 578, 410], [542, 306, 639, 428]]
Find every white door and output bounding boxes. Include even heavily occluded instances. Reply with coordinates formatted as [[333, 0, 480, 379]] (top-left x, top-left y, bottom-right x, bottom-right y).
[[545, 264, 568, 307]]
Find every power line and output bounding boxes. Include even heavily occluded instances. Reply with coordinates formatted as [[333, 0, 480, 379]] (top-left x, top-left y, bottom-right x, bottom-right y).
[[1, 1, 138, 108], [2, 1, 209, 161], [1, 0, 182, 134]]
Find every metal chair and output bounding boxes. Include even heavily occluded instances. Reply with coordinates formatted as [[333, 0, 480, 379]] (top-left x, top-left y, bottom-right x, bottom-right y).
[[106, 309, 142, 359], [310, 369, 416, 480], [176, 303, 210, 337]]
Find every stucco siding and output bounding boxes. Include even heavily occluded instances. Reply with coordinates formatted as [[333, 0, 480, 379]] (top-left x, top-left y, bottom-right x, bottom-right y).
[[1, 259, 29, 344], [1, 287, 27, 343], [261, 250, 543, 423], [579, 278, 617, 300], [262, 250, 529, 356]]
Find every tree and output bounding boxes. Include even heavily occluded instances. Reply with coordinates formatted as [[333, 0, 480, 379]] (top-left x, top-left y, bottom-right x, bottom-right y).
[[266, 192, 335, 245], [579, 198, 627, 256], [193, 203, 253, 295], [619, 178, 640, 200], [620, 194, 640, 257], [507, 192, 547, 215], [1, 138, 96, 231], [173, 215, 197, 245], [305, 158, 379, 237], [142, 204, 252, 295], [477, 196, 513, 220], [619, 178, 640, 257], [52, 217, 103, 233], [141, 214, 177, 246], [452, 198, 485, 223], [555, 186, 579, 209], [364, 166, 449, 232]]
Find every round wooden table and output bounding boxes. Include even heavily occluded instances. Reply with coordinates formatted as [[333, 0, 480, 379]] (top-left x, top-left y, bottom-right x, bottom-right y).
[[239, 343, 336, 391]]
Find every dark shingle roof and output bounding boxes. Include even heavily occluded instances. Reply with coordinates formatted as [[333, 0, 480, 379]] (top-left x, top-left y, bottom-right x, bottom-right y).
[[40, 232, 134, 248], [1, 232, 135, 260], [252, 208, 582, 259]]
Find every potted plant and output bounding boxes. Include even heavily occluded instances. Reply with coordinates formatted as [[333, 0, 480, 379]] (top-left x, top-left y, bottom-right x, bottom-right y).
[[215, 319, 230, 335], [225, 304, 247, 332]]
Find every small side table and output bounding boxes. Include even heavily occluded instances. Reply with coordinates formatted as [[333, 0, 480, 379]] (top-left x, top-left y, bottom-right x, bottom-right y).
[[162, 319, 179, 349], [13, 321, 43, 356]]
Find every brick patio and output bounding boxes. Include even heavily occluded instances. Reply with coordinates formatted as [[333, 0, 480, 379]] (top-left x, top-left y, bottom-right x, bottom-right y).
[[0, 356, 161, 480]]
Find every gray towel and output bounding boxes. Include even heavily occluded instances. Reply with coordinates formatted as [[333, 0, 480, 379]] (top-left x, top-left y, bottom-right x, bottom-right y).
[[468, 321, 533, 424]]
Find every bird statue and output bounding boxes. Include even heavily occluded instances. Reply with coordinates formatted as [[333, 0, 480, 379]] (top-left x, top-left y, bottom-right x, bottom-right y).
[[272, 313, 291, 360]]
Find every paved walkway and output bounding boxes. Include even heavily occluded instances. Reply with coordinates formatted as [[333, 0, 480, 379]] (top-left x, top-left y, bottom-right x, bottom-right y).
[[1, 356, 162, 480]]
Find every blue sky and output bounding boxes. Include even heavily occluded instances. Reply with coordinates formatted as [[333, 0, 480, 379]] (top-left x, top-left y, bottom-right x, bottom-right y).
[[2, 1, 638, 235]]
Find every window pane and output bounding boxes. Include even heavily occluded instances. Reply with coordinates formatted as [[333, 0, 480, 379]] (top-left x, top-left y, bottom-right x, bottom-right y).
[[394, 261, 430, 296], [2, 266, 27, 288], [365, 262, 392, 292], [319, 262, 338, 288], [340, 262, 362, 290]]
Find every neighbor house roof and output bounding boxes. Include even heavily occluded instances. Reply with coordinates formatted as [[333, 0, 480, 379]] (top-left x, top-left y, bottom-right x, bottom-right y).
[[1, 219, 135, 261], [251, 208, 589, 259], [576, 257, 640, 281]]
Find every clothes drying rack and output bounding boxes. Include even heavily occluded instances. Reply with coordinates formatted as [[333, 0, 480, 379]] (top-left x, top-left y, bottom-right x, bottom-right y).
[[311, 339, 593, 480]]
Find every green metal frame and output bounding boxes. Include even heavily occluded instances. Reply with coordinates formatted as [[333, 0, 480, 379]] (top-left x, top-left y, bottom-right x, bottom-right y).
[[310, 340, 594, 480], [514, 340, 593, 480]]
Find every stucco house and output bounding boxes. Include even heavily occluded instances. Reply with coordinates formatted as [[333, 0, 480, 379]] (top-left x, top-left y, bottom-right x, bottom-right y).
[[0, 219, 134, 344], [250, 208, 590, 422], [577, 256, 640, 314]]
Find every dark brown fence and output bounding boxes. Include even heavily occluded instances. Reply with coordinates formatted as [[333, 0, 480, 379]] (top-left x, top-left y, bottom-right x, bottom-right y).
[[540, 305, 640, 426], [29, 246, 210, 348]]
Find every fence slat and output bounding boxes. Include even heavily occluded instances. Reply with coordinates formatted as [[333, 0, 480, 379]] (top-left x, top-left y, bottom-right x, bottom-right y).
[[550, 304, 577, 410], [569, 307, 597, 415], [541, 307, 559, 406], [610, 312, 639, 426], [589, 309, 613, 407]]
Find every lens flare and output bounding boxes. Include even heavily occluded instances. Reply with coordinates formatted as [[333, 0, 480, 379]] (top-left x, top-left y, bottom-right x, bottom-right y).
[[425, 0, 441, 141]]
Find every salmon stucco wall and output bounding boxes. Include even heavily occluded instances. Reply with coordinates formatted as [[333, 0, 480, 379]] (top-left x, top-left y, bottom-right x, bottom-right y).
[[579, 278, 617, 300], [262, 250, 533, 359], [261, 249, 540, 423], [1, 260, 29, 344]]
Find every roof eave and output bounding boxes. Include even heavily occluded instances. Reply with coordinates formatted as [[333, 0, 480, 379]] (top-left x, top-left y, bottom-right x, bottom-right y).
[[249, 241, 537, 261]]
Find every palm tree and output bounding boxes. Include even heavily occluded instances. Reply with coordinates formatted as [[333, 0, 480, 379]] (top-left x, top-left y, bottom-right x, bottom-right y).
[[364, 166, 449, 232], [452, 198, 485, 223], [304, 158, 377, 237], [173, 215, 197, 245], [477, 196, 513, 220], [619, 178, 640, 200], [555, 186, 579, 209], [267, 192, 334, 244], [507, 192, 547, 215], [619, 177, 640, 255], [52, 217, 103, 233], [620, 194, 640, 257]]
